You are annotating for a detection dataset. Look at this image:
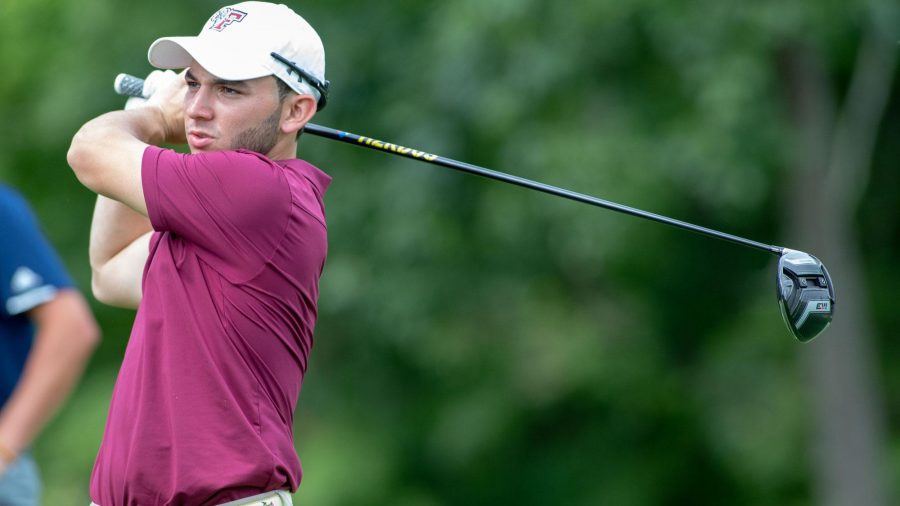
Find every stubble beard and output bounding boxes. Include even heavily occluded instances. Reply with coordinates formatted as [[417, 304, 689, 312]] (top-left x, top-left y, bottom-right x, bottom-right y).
[[231, 104, 283, 155]]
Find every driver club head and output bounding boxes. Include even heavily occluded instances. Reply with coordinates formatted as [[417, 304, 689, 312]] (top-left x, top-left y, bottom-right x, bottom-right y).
[[776, 249, 835, 342]]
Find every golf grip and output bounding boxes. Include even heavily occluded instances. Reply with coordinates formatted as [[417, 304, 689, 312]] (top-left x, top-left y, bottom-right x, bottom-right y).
[[112, 73, 785, 256], [114, 73, 148, 98]]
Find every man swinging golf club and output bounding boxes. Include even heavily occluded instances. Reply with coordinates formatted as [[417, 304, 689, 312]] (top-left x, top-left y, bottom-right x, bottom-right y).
[[68, 2, 330, 505]]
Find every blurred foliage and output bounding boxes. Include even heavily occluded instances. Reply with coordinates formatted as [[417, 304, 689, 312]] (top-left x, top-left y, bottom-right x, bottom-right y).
[[1, 0, 898, 504]]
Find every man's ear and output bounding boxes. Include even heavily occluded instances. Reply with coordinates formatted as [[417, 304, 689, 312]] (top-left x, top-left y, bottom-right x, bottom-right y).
[[281, 94, 318, 136]]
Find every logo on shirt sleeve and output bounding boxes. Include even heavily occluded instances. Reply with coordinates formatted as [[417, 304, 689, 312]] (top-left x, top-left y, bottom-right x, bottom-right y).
[[6, 266, 56, 315], [11, 266, 42, 294]]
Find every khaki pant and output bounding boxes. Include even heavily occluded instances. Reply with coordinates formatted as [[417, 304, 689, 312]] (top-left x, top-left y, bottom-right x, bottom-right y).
[[219, 490, 292, 506], [89, 489, 293, 506]]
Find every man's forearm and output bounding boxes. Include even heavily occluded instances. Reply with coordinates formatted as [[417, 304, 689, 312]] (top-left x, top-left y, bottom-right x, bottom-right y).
[[72, 96, 185, 154], [73, 107, 171, 155], [68, 106, 181, 215]]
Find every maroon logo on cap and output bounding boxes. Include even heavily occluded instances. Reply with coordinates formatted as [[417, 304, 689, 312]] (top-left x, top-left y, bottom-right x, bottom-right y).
[[208, 8, 247, 31]]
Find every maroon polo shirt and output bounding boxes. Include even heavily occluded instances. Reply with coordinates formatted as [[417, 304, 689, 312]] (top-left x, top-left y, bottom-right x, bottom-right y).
[[90, 146, 330, 506]]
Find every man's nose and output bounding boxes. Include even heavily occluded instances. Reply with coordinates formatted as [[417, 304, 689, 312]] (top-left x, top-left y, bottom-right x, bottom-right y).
[[185, 87, 214, 120]]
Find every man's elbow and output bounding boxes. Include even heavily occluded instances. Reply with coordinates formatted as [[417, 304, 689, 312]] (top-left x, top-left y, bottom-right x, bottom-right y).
[[77, 310, 102, 351], [68, 129, 107, 193], [46, 290, 102, 352], [91, 269, 115, 307], [67, 291, 102, 351], [91, 269, 139, 309]]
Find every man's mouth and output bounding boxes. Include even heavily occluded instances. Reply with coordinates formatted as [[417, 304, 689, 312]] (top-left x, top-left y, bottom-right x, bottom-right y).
[[188, 130, 215, 149]]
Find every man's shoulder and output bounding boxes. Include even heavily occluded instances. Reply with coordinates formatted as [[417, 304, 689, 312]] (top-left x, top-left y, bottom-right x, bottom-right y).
[[0, 186, 35, 225], [207, 149, 278, 166], [280, 158, 332, 196], [0, 184, 26, 207], [152, 148, 286, 177]]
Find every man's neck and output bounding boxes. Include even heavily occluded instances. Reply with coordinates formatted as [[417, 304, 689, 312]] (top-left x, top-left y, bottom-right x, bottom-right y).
[[267, 139, 299, 160]]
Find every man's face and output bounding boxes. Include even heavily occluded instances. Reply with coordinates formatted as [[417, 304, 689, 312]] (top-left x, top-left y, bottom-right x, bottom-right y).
[[183, 62, 284, 155]]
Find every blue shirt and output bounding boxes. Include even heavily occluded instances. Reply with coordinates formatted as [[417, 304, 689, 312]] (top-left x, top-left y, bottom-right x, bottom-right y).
[[0, 185, 73, 408]]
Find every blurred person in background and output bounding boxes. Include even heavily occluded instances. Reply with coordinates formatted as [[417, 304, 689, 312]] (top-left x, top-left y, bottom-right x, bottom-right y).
[[0, 184, 101, 506]]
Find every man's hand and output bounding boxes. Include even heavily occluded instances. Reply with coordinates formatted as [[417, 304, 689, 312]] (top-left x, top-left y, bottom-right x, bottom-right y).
[[0, 437, 17, 477], [123, 70, 171, 109], [127, 70, 187, 145]]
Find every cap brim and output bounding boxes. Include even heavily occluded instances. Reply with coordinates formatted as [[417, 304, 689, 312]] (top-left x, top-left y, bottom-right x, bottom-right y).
[[148, 36, 272, 81]]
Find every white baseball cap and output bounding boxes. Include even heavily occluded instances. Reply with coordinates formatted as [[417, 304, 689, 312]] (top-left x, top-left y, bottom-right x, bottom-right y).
[[147, 2, 329, 108]]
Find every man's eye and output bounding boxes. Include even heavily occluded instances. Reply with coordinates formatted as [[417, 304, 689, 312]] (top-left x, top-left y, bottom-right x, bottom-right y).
[[186, 81, 200, 89], [222, 87, 240, 95]]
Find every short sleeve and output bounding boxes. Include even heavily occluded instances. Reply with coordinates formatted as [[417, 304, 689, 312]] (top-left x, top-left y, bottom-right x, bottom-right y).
[[0, 188, 73, 317], [141, 146, 291, 282]]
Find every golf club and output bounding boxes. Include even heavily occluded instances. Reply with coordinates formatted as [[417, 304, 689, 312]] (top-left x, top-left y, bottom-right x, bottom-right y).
[[114, 73, 835, 342]]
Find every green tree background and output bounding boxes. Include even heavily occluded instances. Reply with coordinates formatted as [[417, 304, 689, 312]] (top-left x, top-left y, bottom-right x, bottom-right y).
[[1, 0, 898, 504]]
